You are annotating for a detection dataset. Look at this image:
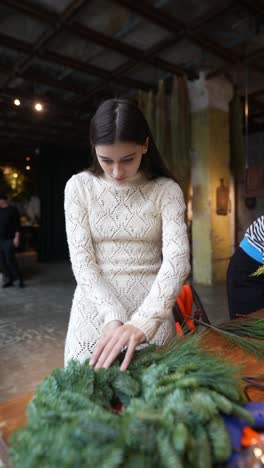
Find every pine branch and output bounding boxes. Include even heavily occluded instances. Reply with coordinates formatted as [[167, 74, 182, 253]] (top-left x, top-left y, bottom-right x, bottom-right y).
[[250, 266, 264, 277], [221, 319, 264, 339], [193, 318, 264, 361]]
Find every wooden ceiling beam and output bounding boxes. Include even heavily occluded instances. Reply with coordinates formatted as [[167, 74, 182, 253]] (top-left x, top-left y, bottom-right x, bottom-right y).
[[2, 0, 240, 72], [0, 0, 197, 113], [1, 0, 58, 24], [114, 0, 245, 65], [21, 70, 88, 96], [0, 32, 31, 53], [187, 32, 238, 63], [0, 33, 154, 93], [17, 0, 88, 75], [40, 50, 153, 90], [67, 22, 141, 61], [0, 60, 92, 97], [1, 0, 187, 83], [206, 0, 264, 78], [190, 1, 237, 30], [2, 0, 261, 89], [65, 33, 188, 102], [67, 23, 186, 77], [114, 0, 186, 34], [207, 60, 264, 81], [1, 0, 89, 87], [0, 0, 189, 88], [207, 41, 264, 79]]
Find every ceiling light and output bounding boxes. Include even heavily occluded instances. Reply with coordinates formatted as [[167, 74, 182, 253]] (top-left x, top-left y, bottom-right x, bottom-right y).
[[26, 166, 31, 171], [35, 103, 43, 112], [14, 99, 21, 106]]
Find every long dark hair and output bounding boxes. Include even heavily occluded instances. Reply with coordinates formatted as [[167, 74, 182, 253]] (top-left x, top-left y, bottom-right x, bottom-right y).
[[89, 98, 177, 182]]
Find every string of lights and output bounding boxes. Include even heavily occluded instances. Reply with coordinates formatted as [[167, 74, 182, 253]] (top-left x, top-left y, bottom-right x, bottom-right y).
[[13, 98, 43, 112]]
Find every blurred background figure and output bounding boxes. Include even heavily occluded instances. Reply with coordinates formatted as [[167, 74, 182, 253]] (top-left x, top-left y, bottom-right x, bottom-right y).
[[0, 192, 24, 288], [227, 215, 264, 319], [25, 194, 40, 225]]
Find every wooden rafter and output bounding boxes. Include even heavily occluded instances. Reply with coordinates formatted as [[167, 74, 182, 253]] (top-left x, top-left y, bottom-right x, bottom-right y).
[[190, 1, 237, 30], [0, 0, 187, 82], [0, 61, 92, 97], [115, 0, 264, 78], [0, 0, 263, 141], [0, 32, 153, 93], [1, 0, 88, 86]]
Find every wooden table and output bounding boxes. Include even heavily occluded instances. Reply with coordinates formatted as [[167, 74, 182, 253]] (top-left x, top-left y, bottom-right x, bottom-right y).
[[1, 310, 264, 445], [201, 309, 264, 402]]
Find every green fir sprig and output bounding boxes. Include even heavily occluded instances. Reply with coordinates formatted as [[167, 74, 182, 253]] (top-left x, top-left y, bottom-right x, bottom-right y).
[[193, 318, 264, 361], [9, 334, 253, 468], [221, 318, 264, 339], [250, 265, 264, 277]]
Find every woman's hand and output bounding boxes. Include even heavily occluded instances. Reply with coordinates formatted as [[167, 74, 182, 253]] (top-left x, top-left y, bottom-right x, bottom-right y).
[[90, 320, 123, 367], [102, 320, 123, 336], [90, 323, 146, 371]]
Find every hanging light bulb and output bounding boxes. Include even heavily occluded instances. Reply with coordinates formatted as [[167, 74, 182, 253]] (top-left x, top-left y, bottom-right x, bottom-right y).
[[34, 102, 43, 112]]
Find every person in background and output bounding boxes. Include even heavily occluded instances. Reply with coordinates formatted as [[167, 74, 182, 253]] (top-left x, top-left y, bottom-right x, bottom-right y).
[[64, 98, 190, 371], [0, 192, 24, 288], [227, 214, 264, 319], [26, 194, 40, 225]]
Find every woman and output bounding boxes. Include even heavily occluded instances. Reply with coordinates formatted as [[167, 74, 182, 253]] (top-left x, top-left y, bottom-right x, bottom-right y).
[[227, 214, 264, 319], [64, 98, 190, 370]]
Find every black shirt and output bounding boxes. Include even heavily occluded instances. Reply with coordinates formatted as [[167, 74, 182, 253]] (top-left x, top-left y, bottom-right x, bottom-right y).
[[0, 206, 20, 240]]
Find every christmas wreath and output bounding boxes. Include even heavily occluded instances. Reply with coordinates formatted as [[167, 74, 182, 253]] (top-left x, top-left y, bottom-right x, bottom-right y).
[[9, 334, 253, 468]]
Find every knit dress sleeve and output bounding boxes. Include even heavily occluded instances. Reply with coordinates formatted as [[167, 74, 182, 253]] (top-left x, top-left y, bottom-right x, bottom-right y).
[[127, 180, 190, 341], [64, 175, 127, 325]]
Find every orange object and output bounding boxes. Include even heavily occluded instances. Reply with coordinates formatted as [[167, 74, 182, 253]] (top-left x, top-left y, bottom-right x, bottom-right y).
[[241, 426, 262, 447], [175, 284, 196, 332]]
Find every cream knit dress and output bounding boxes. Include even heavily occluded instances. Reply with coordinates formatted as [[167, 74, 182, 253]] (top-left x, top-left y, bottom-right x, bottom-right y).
[[64, 170, 190, 364]]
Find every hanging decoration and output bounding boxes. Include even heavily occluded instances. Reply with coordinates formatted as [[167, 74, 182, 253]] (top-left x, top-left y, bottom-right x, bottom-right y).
[[216, 178, 229, 216]]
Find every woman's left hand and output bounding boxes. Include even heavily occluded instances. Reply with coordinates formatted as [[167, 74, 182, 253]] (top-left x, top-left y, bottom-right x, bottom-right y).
[[90, 324, 146, 371]]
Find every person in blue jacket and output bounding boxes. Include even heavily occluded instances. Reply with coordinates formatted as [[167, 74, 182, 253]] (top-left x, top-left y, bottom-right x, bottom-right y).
[[227, 215, 264, 319]]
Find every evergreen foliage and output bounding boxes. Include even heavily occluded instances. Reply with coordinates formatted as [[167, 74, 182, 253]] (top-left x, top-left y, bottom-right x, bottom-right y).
[[9, 334, 253, 468], [251, 266, 264, 277], [193, 318, 264, 361]]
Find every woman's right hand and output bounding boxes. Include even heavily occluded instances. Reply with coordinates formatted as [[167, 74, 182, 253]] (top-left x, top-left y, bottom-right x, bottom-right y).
[[90, 320, 123, 366], [102, 320, 123, 336], [90, 321, 145, 370]]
